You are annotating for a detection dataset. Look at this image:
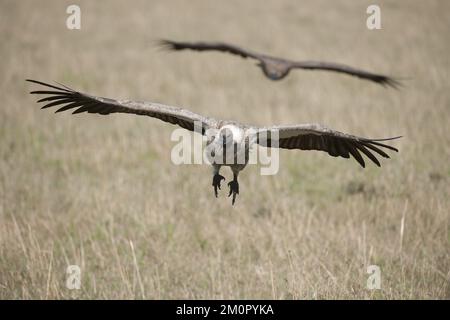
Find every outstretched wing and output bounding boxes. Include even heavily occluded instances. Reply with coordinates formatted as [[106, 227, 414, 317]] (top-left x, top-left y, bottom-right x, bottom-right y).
[[27, 79, 217, 134], [255, 123, 401, 168], [159, 39, 262, 60], [289, 61, 400, 88]]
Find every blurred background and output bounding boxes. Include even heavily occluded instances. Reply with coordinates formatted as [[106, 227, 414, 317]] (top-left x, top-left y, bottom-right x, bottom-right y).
[[0, 0, 449, 299]]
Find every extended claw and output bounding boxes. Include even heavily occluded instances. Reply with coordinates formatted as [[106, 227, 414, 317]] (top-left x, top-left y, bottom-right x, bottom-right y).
[[212, 174, 225, 197], [228, 180, 239, 205]]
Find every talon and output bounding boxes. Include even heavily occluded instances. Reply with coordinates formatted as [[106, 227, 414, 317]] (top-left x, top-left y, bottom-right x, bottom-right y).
[[227, 180, 239, 205], [212, 174, 225, 197]]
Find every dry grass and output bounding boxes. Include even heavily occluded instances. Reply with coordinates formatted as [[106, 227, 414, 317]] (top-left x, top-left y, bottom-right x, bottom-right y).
[[0, 0, 449, 299]]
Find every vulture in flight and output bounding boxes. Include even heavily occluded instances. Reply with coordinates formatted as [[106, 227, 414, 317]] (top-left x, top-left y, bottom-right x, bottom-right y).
[[159, 39, 400, 88], [27, 79, 401, 204]]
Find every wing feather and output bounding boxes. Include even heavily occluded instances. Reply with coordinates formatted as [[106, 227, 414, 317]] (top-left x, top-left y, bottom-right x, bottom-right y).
[[27, 79, 217, 134], [159, 39, 262, 60], [290, 61, 401, 88], [255, 124, 400, 168]]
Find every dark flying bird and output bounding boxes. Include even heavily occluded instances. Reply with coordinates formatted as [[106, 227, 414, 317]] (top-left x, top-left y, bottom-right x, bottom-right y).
[[27, 79, 401, 205], [159, 39, 400, 88]]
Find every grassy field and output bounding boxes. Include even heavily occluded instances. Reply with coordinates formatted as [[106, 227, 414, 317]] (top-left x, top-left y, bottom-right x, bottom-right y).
[[0, 0, 449, 299]]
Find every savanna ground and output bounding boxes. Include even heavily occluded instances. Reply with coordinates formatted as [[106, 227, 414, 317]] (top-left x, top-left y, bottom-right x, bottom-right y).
[[0, 0, 449, 299]]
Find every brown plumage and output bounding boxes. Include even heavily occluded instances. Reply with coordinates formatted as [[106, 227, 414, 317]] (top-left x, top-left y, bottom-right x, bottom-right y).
[[256, 124, 400, 168], [27, 79, 401, 204], [159, 39, 400, 88]]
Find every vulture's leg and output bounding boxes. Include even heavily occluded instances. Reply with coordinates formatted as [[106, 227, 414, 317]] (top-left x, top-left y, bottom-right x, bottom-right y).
[[212, 165, 225, 198], [228, 172, 239, 205]]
